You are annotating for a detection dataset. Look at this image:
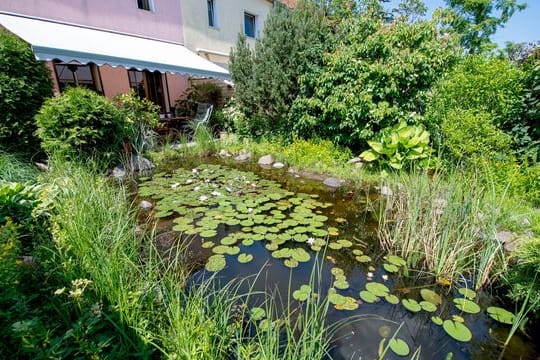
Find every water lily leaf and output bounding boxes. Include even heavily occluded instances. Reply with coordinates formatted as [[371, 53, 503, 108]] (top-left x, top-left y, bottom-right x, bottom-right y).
[[226, 246, 240, 255], [334, 296, 359, 310], [487, 306, 515, 324], [387, 255, 407, 267], [383, 263, 399, 273], [352, 249, 364, 256], [356, 255, 371, 263], [327, 227, 340, 236], [453, 298, 481, 314], [331, 267, 344, 276], [213, 245, 231, 254], [420, 301, 437, 312], [265, 243, 279, 251], [242, 238, 254, 246], [291, 248, 311, 262], [360, 290, 378, 303], [328, 242, 342, 250], [205, 255, 226, 272], [292, 285, 311, 301], [431, 316, 443, 325], [201, 241, 215, 249], [420, 289, 442, 305], [402, 299, 421, 313], [458, 288, 476, 300], [259, 319, 276, 331], [334, 279, 350, 290], [442, 320, 472, 342], [389, 338, 410, 357], [452, 315, 465, 323], [238, 253, 253, 263], [250, 307, 266, 321], [284, 259, 299, 268], [335, 217, 347, 223], [337, 239, 353, 248], [328, 292, 345, 305], [221, 236, 237, 245], [365, 282, 390, 297], [385, 294, 399, 304]]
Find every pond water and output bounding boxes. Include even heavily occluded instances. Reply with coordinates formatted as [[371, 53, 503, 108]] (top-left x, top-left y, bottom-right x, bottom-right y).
[[137, 156, 539, 360]]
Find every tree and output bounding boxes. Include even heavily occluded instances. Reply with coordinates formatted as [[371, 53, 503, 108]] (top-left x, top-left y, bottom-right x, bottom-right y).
[[440, 0, 526, 54], [0, 30, 52, 154]]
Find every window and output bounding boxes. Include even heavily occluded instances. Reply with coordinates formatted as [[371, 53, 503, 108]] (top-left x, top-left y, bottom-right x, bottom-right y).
[[207, 0, 216, 27], [54, 63, 102, 93], [128, 69, 165, 111], [137, 0, 152, 11], [244, 12, 256, 38]]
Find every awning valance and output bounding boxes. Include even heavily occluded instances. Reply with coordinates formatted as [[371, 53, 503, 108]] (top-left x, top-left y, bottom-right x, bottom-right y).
[[0, 13, 230, 80]]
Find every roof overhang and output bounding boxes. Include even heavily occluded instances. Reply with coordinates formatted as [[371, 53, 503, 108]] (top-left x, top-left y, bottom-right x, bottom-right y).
[[0, 12, 230, 80]]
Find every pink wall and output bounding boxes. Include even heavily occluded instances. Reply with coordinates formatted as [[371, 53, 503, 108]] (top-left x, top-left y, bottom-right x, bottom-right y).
[[166, 73, 190, 108], [1, 0, 184, 43], [100, 65, 131, 100]]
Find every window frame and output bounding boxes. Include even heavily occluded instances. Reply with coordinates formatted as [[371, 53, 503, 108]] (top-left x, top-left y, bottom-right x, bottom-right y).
[[53, 62, 103, 94], [244, 12, 257, 38], [207, 0, 218, 28], [136, 0, 154, 12]]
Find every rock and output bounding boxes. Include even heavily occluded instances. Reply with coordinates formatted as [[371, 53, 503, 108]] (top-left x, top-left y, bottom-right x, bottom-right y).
[[273, 162, 285, 169], [139, 200, 153, 210], [170, 142, 196, 150], [379, 185, 393, 197], [35, 162, 49, 172], [497, 231, 520, 252], [112, 166, 126, 180], [219, 149, 232, 157], [258, 154, 274, 166], [348, 157, 362, 164], [323, 177, 345, 188], [234, 151, 252, 162], [128, 155, 155, 171]]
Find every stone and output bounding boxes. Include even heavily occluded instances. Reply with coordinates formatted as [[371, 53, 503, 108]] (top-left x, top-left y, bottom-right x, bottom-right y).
[[35, 162, 49, 172], [139, 200, 153, 210], [348, 157, 362, 164], [323, 177, 345, 188], [273, 162, 285, 169], [234, 151, 252, 162], [258, 154, 274, 166], [497, 231, 520, 252], [219, 149, 232, 157], [112, 166, 126, 180], [128, 155, 155, 171]]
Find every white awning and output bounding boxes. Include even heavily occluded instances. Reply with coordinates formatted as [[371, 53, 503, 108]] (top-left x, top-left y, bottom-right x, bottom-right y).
[[0, 13, 230, 80]]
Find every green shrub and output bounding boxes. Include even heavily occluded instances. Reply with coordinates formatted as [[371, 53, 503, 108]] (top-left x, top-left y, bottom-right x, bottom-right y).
[[0, 29, 53, 153], [36, 87, 124, 162], [360, 122, 432, 170], [291, 13, 460, 148], [282, 138, 352, 171], [440, 109, 513, 163]]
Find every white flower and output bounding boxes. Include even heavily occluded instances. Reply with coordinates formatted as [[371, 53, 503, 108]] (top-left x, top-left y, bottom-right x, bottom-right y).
[[366, 272, 374, 278], [199, 195, 208, 201], [211, 191, 221, 197], [204, 179, 210, 183], [226, 187, 233, 193], [307, 237, 315, 246], [185, 179, 194, 184], [171, 182, 180, 189], [194, 186, 201, 191], [247, 208, 253, 213], [381, 274, 389, 281], [192, 169, 199, 174]]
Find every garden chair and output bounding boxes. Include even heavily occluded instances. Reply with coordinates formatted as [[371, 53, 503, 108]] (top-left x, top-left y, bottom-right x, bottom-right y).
[[184, 102, 213, 130]]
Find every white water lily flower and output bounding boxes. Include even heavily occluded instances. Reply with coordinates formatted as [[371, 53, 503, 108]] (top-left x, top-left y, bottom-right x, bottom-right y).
[[185, 179, 194, 184], [366, 272, 374, 278], [199, 195, 208, 201], [307, 237, 315, 246], [194, 186, 201, 191], [204, 179, 211, 183], [247, 208, 253, 213], [192, 169, 199, 174], [381, 274, 389, 281], [171, 182, 180, 189], [211, 191, 221, 197]]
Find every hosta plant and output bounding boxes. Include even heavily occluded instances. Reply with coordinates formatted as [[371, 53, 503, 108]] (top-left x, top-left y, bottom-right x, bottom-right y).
[[360, 122, 431, 169]]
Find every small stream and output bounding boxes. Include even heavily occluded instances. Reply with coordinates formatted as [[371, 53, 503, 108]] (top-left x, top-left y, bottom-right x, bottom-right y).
[[137, 156, 539, 360]]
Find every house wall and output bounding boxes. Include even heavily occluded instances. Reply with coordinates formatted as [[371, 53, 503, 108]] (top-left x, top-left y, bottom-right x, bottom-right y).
[[182, 0, 273, 63], [0, 0, 184, 43]]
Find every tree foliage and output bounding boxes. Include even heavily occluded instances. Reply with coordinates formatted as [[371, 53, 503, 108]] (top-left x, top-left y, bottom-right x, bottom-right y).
[[0, 29, 53, 153], [290, 11, 460, 148], [440, 0, 526, 54]]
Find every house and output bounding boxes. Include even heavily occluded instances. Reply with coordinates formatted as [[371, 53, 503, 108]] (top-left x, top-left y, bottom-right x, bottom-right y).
[[0, 1, 292, 113]]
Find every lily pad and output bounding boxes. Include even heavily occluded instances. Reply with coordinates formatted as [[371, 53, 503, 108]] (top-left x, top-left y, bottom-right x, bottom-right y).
[[487, 306, 515, 325], [420, 289, 442, 305], [442, 320, 472, 342], [205, 255, 226, 272], [250, 307, 266, 321], [242, 238, 254, 246], [334, 279, 350, 290], [365, 282, 390, 297], [238, 253, 253, 263], [458, 288, 476, 300], [336, 239, 353, 248], [356, 255, 372, 263], [201, 241, 215, 249], [359, 290, 378, 303], [352, 249, 364, 256], [284, 259, 299, 268], [292, 285, 311, 301], [453, 298, 481, 314], [431, 316, 443, 325], [402, 299, 422, 313], [389, 338, 410, 357], [383, 263, 399, 273], [387, 255, 407, 267], [420, 301, 437, 312], [385, 294, 400, 305]]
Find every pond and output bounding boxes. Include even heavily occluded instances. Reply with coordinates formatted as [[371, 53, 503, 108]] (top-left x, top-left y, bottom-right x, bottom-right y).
[[137, 156, 539, 360]]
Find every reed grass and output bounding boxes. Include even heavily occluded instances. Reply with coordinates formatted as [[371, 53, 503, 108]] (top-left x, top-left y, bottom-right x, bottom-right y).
[[0, 149, 39, 183], [375, 167, 506, 289]]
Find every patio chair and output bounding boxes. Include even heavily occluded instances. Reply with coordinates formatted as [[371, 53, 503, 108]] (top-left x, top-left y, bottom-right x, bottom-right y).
[[185, 102, 213, 130]]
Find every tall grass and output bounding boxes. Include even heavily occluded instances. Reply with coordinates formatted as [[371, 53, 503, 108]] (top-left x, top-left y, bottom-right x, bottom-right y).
[[0, 150, 39, 183], [375, 168, 506, 289]]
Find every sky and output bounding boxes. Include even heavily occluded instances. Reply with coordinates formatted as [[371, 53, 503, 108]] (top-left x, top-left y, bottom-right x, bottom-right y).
[[387, 0, 540, 47]]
